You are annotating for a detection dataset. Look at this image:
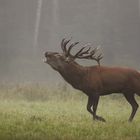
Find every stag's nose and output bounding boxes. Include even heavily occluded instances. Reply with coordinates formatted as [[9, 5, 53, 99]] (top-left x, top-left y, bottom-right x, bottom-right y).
[[43, 51, 49, 63], [43, 51, 53, 63]]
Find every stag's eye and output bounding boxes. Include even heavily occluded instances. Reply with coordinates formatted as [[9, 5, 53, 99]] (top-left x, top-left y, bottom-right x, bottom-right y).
[[54, 53, 62, 57], [55, 54, 60, 56]]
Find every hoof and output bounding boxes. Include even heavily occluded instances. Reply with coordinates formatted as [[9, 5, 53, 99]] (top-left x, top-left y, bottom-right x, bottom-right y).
[[94, 116, 106, 122]]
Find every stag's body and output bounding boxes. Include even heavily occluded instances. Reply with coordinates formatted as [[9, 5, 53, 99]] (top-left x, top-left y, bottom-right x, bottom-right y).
[[59, 63, 140, 96], [44, 38, 140, 122]]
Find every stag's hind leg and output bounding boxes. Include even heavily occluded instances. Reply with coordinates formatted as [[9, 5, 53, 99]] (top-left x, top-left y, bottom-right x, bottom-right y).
[[124, 93, 139, 122], [87, 96, 94, 115], [87, 95, 106, 122]]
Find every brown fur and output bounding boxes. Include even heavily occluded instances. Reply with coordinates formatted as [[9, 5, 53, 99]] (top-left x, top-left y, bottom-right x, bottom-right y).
[[59, 62, 140, 96], [44, 51, 140, 122]]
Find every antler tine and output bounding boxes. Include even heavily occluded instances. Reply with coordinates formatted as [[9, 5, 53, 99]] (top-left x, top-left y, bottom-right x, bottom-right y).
[[74, 43, 92, 57], [91, 52, 103, 66], [61, 38, 72, 54], [90, 47, 99, 55], [74, 45, 95, 58], [67, 41, 79, 56], [61, 38, 66, 52], [77, 47, 91, 57], [64, 39, 71, 53], [97, 53, 103, 59], [63, 39, 71, 47], [73, 45, 103, 66], [74, 47, 86, 57]]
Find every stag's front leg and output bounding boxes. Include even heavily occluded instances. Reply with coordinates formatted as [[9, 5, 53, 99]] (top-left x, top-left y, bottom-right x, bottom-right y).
[[87, 95, 106, 122]]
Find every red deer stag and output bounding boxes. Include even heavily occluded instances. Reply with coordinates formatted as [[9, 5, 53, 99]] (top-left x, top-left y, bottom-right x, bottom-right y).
[[44, 38, 140, 122]]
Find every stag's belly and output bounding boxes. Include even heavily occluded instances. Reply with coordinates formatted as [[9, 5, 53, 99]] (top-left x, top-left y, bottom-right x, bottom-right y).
[[101, 80, 134, 95], [100, 90, 122, 96]]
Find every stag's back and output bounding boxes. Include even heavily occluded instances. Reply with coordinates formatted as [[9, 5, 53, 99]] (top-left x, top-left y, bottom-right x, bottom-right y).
[[86, 66, 140, 94]]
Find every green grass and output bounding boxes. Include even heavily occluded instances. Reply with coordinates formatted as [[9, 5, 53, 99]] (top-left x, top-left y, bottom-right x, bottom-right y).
[[0, 84, 140, 140]]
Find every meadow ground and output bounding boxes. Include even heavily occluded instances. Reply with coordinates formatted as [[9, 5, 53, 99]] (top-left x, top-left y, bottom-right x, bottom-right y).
[[0, 84, 140, 140]]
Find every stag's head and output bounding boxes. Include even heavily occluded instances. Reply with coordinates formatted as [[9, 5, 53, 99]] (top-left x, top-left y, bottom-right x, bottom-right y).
[[44, 38, 103, 71]]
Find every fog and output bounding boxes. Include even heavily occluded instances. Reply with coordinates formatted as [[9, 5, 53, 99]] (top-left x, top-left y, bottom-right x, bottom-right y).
[[1, 0, 140, 84]]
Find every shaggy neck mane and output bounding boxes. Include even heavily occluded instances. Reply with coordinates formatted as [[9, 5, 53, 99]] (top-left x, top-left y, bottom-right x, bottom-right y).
[[58, 61, 88, 89]]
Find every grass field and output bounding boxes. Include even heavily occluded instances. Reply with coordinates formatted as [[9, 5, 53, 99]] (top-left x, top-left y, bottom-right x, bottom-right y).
[[0, 84, 140, 140]]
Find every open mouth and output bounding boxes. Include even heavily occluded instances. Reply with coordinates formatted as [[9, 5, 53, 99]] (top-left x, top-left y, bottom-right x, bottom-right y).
[[43, 57, 48, 63]]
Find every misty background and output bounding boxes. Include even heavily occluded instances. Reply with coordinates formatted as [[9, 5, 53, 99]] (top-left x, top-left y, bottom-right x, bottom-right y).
[[1, 0, 140, 85]]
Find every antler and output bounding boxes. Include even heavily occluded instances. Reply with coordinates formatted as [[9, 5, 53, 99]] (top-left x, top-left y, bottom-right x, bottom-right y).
[[61, 38, 79, 57], [61, 38, 72, 54], [74, 45, 103, 66], [60, 38, 103, 66]]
